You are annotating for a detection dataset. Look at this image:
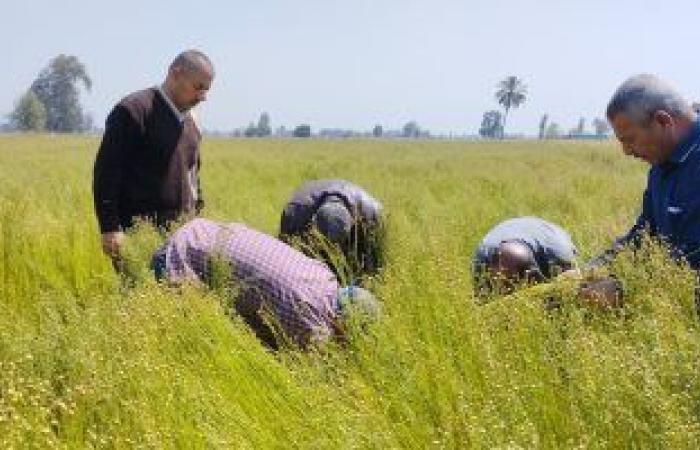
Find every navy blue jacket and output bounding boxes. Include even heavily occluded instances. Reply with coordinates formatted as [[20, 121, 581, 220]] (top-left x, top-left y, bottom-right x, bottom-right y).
[[592, 120, 700, 268]]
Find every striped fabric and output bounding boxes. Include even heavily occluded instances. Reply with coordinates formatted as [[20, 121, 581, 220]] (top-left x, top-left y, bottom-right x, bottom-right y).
[[158, 218, 341, 347]]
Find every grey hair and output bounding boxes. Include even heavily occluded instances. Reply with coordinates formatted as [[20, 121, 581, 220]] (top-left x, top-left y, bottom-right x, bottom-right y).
[[169, 49, 214, 76], [606, 74, 693, 124]]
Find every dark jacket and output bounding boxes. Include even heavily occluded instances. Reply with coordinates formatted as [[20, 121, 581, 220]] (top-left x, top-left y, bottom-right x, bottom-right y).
[[588, 120, 700, 270], [93, 88, 203, 233]]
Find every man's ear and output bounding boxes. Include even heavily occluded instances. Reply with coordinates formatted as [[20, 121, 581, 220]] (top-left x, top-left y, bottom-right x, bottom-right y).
[[168, 65, 184, 81]]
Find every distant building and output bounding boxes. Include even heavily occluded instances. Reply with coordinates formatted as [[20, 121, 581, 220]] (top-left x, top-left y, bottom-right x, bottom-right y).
[[567, 133, 607, 140], [318, 128, 359, 138], [293, 124, 312, 138], [274, 126, 291, 138]]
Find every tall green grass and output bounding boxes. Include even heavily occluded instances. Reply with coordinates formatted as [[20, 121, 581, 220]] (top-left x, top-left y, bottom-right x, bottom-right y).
[[1, 135, 699, 447]]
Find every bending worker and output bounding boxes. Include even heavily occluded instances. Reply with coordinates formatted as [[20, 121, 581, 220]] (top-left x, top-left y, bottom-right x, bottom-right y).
[[152, 218, 380, 349], [280, 179, 384, 277], [473, 216, 578, 296]]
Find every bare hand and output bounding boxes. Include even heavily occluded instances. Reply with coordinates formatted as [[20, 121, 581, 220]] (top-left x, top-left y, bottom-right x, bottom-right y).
[[101, 231, 125, 259], [578, 277, 623, 310]]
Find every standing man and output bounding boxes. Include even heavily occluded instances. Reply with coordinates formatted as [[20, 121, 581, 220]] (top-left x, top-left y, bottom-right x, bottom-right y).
[[590, 74, 700, 270], [93, 49, 214, 267], [279, 179, 384, 278]]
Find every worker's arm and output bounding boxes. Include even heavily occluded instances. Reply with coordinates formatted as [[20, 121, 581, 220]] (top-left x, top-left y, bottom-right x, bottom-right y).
[[93, 105, 139, 258], [587, 186, 653, 269]]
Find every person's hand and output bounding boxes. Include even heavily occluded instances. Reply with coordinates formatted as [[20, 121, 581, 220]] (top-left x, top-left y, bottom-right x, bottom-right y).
[[578, 277, 624, 310], [101, 231, 125, 259]]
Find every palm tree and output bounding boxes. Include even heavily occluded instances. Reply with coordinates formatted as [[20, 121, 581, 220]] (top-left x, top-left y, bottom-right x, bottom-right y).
[[495, 76, 527, 138]]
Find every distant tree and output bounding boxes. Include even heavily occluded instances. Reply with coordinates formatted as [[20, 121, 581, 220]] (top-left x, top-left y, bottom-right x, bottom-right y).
[[8, 90, 47, 131], [538, 114, 549, 139], [244, 121, 258, 137], [592, 117, 611, 138], [402, 121, 421, 138], [275, 125, 288, 137], [479, 110, 503, 138], [257, 112, 271, 137], [83, 113, 95, 133], [545, 122, 561, 139], [372, 124, 383, 137], [569, 117, 586, 137], [293, 124, 311, 138], [495, 76, 527, 138], [30, 54, 92, 132]]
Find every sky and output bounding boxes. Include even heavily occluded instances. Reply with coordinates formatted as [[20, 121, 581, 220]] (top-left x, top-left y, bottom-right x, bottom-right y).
[[4, 0, 700, 136]]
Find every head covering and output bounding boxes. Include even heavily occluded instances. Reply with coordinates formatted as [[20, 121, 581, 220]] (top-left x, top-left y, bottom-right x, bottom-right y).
[[313, 200, 353, 243], [337, 286, 380, 322]]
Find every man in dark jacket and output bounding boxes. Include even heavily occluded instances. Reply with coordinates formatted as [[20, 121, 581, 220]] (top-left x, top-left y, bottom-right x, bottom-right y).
[[589, 74, 700, 270], [280, 179, 384, 278], [585, 74, 700, 311], [93, 49, 214, 267]]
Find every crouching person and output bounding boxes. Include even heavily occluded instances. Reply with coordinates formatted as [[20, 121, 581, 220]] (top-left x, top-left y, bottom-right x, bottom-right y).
[[473, 217, 579, 297], [152, 218, 379, 350], [473, 216, 623, 309], [280, 179, 384, 279]]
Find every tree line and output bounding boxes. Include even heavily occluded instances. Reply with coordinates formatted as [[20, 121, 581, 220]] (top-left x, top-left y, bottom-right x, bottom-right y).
[[230, 116, 432, 139], [478, 76, 611, 139], [5, 55, 614, 139]]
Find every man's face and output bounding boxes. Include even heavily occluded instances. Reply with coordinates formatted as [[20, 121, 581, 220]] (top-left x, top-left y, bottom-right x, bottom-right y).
[[611, 112, 675, 165], [487, 262, 518, 295], [485, 242, 540, 294], [169, 66, 213, 112]]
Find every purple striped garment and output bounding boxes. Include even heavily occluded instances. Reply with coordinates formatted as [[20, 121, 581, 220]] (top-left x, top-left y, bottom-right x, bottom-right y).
[[160, 218, 341, 346]]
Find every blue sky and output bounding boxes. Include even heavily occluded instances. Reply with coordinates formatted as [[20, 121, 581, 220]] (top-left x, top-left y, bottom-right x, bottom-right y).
[[4, 0, 700, 135]]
